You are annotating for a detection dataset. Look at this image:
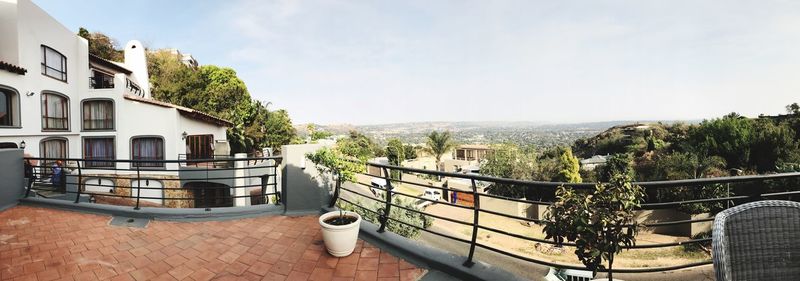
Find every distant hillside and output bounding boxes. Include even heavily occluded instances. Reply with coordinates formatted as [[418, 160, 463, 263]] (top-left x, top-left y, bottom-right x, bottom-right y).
[[297, 120, 695, 147]]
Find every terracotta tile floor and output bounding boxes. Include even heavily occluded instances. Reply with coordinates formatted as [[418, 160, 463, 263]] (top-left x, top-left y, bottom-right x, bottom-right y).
[[0, 206, 427, 281]]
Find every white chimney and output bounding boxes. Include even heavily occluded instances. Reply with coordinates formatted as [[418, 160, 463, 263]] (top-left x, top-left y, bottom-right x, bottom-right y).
[[123, 40, 151, 98]]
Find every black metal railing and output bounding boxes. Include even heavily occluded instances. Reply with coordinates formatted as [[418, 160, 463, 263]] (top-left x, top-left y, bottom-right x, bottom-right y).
[[177, 154, 272, 168], [325, 160, 800, 275], [23, 156, 282, 210]]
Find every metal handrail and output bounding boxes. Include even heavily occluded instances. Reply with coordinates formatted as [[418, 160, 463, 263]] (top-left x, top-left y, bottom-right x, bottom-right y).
[[24, 156, 282, 210], [325, 161, 800, 275]]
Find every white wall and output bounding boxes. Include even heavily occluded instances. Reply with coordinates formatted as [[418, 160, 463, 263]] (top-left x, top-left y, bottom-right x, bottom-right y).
[[0, 0, 228, 164], [0, 0, 88, 158]]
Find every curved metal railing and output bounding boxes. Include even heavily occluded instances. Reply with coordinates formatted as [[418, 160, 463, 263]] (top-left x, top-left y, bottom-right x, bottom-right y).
[[325, 160, 800, 274]]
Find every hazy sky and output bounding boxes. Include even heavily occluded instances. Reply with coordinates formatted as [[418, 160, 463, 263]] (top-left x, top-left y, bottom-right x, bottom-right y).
[[34, 0, 800, 125]]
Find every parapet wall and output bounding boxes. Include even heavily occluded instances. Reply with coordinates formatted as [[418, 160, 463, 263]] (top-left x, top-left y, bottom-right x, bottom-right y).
[[0, 149, 24, 210]]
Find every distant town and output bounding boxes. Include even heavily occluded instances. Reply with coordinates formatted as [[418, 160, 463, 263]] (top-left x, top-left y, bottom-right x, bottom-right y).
[[298, 120, 698, 147]]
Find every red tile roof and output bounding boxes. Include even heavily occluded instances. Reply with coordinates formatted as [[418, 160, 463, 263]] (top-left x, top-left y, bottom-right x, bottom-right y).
[[0, 61, 27, 75], [123, 95, 233, 127]]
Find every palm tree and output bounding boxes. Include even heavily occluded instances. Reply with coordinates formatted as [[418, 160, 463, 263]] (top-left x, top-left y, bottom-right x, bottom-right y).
[[425, 131, 456, 171]]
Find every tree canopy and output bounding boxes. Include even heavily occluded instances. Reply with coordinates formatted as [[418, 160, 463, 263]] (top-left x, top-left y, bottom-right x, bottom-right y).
[[424, 131, 456, 170]]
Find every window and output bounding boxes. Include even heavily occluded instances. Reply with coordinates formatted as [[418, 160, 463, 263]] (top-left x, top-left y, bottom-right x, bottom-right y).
[[40, 138, 68, 178], [82, 100, 113, 130], [186, 134, 214, 160], [90, 69, 114, 89], [41, 45, 67, 81], [131, 137, 164, 168], [83, 138, 114, 168], [41, 92, 69, 130], [0, 89, 13, 126]]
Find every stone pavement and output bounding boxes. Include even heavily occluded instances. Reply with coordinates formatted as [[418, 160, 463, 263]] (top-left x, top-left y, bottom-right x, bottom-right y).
[[0, 206, 427, 281]]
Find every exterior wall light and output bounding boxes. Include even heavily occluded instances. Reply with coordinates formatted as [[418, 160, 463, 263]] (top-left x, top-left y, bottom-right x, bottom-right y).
[[181, 131, 188, 140], [20, 140, 26, 149]]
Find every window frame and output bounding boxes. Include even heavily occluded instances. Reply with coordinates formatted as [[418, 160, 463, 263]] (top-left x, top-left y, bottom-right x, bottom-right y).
[[40, 91, 70, 131], [39, 137, 69, 179], [130, 136, 165, 169], [0, 85, 20, 128], [41, 45, 67, 82], [90, 68, 115, 89], [81, 98, 115, 131], [82, 136, 116, 168]]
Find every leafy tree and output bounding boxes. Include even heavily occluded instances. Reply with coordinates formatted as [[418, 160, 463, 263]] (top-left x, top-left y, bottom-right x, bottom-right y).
[[750, 119, 800, 172], [543, 174, 644, 280], [424, 131, 456, 171], [264, 109, 298, 152], [147, 50, 205, 105], [403, 145, 418, 160], [650, 152, 728, 214], [687, 113, 754, 169], [787, 102, 800, 115], [482, 143, 537, 198], [308, 124, 333, 141], [596, 154, 634, 182], [338, 197, 432, 239], [337, 131, 382, 161], [306, 147, 364, 182], [555, 148, 582, 183], [78, 27, 123, 61], [386, 139, 406, 179]]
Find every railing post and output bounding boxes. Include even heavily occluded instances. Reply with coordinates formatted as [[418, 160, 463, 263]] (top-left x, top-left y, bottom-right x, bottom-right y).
[[329, 170, 342, 208], [378, 167, 393, 233], [204, 160, 211, 211], [134, 164, 141, 210], [74, 160, 83, 203], [24, 159, 33, 198], [261, 174, 268, 204], [463, 179, 480, 267]]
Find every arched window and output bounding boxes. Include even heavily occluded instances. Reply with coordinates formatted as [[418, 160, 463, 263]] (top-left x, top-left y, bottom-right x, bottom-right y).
[[41, 45, 67, 82], [82, 99, 113, 130], [131, 137, 164, 168], [0, 90, 11, 126], [41, 92, 69, 131], [40, 138, 68, 178], [0, 86, 18, 127]]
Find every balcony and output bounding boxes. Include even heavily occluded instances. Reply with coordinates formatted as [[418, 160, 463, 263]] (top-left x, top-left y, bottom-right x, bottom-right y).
[[4, 145, 800, 280]]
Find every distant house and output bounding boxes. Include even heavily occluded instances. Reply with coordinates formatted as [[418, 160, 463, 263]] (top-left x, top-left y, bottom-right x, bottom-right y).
[[453, 144, 493, 161], [443, 144, 493, 173], [580, 155, 608, 171]]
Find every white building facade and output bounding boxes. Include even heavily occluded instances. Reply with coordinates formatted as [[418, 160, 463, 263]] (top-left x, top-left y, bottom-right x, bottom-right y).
[[0, 0, 230, 164]]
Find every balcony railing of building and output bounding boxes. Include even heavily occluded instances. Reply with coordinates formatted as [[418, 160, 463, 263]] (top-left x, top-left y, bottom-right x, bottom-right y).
[[126, 78, 143, 97], [23, 156, 281, 210], [177, 154, 273, 168], [324, 160, 800, 275]]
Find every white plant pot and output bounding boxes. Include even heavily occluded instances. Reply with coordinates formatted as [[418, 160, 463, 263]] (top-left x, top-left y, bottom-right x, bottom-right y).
[[319, 211, 362, 257]]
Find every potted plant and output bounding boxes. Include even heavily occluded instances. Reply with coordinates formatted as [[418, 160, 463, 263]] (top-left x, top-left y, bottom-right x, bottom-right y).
[[542, 174, 644, 281], [319, 209, 362, 257]]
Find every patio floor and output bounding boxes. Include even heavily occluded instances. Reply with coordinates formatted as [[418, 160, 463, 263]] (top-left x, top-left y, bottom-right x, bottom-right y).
[[0, 206, 427, 281]]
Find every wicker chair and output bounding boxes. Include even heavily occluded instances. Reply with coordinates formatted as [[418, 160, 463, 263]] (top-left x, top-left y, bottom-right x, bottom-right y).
[[712, 200, 800, 281]]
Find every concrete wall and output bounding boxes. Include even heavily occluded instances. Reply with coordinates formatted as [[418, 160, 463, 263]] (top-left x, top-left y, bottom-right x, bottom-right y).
[[481, 196, 533, 218], [281, 143, 334, 212], [0, 149, 24, 210], [636, 209, 712, 237]]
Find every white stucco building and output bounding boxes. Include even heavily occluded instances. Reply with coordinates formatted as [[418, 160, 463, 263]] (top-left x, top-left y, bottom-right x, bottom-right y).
[[0, 0, 230, 163]]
